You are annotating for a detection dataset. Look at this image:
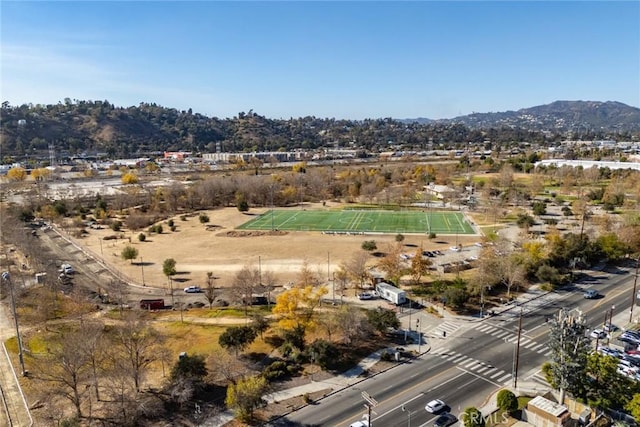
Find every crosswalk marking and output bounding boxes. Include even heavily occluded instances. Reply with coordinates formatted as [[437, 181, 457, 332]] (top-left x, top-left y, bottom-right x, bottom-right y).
[[493, 330, 511, 338], [432, 321, 464, 337], [490, 370, 504, 379], [452, 355, 467, 363], [498, 373, 512, 383], [476, 366, 490, 374], [531, 343, 545, 351]]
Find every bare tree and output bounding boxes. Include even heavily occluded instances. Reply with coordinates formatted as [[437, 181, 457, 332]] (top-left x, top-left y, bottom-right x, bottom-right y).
[[112, 313, 164, 393], [230, 265, 261, 318], [78, 320, 107, 402], [335, 305, 373, 346], [261, 270, 278, 307], [296, 259, 321, 288], [204, 271, 218, 309], [334, 266, 349, 303], [206, 348, 248, 384], [33, 327, 91, 418], [344, 251, 370, 293]]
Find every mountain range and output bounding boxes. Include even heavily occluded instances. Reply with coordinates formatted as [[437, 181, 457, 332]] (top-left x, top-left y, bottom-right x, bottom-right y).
[[1, 100, 639, 159], [400, 100, 640, 133]]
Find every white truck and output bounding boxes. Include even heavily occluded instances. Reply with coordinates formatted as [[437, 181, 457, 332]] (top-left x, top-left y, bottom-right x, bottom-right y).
[[375, 282, 406, 305]]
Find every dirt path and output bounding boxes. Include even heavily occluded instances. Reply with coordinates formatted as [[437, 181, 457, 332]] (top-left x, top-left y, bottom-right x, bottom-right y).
[[0, 303, 32, 427]]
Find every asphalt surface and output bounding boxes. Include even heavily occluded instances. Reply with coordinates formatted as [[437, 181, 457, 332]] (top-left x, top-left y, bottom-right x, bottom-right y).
[[275, 262, 638, 427]]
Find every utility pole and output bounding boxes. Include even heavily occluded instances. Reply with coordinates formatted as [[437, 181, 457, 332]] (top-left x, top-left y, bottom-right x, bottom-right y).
[[140, 257, 145, 286], [361, 391, 378, 427], [629, 256, 640, 323], [607, 305, 615, 346], [513, 306, 523, 389]]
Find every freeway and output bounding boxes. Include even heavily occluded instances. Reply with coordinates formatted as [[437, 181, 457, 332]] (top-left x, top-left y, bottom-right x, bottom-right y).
[[275, 263, 638, 426]]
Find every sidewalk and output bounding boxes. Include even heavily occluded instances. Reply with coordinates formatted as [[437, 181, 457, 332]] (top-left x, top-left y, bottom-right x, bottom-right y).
[[209, 286, 558, 426]]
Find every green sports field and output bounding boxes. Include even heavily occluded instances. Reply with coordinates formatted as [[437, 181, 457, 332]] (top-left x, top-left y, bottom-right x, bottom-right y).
[[237, 210, 476, 234]]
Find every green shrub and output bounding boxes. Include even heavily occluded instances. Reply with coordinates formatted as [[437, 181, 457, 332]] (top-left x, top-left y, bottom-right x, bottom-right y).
[[263, 361, 289, 382], [497, 389, 518, 414], [167, 219, 174, 227], [362, 240, 377, 251], [138, 233, 146, 242], [199, 214, 210, 224], [110, 220, 122, 232]]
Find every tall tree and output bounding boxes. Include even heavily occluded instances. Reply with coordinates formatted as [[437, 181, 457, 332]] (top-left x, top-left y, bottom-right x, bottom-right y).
[[272, 285, 327, 349], [378, 242, 405, 285], [113, 313, 164, 392], [586, 352, 634, 410], [410, 244, 431, 285], [35, 327, 91, 418], [545, 309, 591, 404], [231, 265, 261, 317], [204, 271, 217, 309], [225, 375, 268, 422], [218, 326, 257, 357]]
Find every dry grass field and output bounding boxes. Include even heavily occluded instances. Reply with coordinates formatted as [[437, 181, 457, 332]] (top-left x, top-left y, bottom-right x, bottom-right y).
[[74, 203, 481, 291]]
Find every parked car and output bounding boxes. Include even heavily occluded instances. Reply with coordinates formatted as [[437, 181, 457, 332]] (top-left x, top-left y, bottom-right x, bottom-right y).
[[425, 399, 446, 413], [184, 286, 202, 293], [597, 346, 623, 358], [590, 329, 606, 339], [449, 246, 461, 252], [434, 413, 458, 427], [358, 292, 374, 300], [583, 289, 600, 299], [59, 263, 74, 275], [603, 322, 618, 332]]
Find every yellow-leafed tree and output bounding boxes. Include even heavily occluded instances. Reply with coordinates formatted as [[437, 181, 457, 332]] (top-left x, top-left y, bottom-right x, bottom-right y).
[[273, 285, 327, 348], [7, 166, 27, 181], [31, 167, 51, 181], [121, 171, 139, 184], [225, 375, 268, 422]]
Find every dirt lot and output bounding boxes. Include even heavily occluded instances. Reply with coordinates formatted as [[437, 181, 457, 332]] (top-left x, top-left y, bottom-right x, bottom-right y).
[[72, 203, 481, 291]]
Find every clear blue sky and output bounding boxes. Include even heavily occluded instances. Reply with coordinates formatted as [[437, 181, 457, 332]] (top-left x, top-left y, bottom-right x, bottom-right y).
[[2, 1, 639, 120]]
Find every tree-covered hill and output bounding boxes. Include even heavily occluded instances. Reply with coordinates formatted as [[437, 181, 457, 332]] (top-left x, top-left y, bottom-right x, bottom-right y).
[[1, 99, 636, 160]]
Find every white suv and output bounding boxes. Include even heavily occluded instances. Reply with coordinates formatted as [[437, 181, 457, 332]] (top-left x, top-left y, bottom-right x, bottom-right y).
[[60, 263, 74, 275]]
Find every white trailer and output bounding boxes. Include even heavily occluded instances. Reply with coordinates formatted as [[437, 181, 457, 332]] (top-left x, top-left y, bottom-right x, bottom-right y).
[[375, 282, 406, 305]]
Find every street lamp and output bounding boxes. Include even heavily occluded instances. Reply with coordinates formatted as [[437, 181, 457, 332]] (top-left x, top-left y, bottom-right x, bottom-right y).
[[402, 404, 413, 427], [480, 285, 491, 318]]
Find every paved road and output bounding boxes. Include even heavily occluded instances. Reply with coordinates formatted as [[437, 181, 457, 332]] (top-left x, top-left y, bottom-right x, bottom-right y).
[[275, 265, 637, 426]]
